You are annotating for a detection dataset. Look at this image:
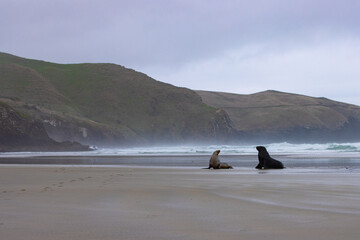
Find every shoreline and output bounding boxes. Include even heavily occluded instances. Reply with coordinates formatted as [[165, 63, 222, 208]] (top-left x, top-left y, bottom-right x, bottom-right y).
[[0, 164, 358, 174], [1, 153, 360, 172], [1, 165, 360, 240]]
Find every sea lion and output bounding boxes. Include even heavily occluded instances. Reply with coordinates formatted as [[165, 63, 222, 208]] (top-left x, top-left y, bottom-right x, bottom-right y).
[[219, 162, 233, 169], [206, 150, 221, 169], [255, 146, 284, 169], [205, 150, 233, 169]]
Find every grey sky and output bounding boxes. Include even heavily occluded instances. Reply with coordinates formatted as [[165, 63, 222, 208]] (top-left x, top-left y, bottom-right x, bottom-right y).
[[1, 0, 360, 105]]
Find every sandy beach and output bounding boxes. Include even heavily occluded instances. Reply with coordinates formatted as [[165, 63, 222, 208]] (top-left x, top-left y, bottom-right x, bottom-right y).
[[1, 165, 360, 240]]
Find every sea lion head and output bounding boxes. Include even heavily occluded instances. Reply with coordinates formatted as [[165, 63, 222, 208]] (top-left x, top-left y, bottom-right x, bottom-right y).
[[213, 150, 220, 156], [256, 146, 265, 152], [256, 146, 271, 159]]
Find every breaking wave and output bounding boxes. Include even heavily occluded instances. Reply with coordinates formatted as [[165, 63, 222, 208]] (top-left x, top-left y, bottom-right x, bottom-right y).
[[102, 142, 360, 155], [1, 142, 360, 157]]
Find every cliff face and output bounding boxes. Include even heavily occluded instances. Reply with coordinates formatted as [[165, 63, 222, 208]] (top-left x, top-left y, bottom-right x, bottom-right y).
[[0, 52, 235, 146], [0, 102, 89, 151], [197, 90, 360, 143], [0, 102, 49, 146]]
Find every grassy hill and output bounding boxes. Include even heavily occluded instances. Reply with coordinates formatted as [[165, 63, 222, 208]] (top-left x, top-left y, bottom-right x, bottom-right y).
[[3, 51, 360, 146], [197, 90, 360, 143], [0, 52, 234, 146]]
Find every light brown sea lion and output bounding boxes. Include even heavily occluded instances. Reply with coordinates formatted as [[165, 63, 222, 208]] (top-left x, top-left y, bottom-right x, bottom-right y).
[[206, 150, 221, 169], [219, 162, 233, 169], [205, 150, 233, 169]]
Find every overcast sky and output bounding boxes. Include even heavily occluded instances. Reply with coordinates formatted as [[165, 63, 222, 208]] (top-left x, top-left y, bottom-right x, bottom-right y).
[[1, 0, 360, 105]]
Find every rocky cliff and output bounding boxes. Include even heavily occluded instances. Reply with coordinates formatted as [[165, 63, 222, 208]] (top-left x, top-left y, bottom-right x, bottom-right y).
[[0, 101, 90, 151]]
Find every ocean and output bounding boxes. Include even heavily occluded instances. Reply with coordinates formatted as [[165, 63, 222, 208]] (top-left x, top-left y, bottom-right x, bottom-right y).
[[1, 142, 360, 172]]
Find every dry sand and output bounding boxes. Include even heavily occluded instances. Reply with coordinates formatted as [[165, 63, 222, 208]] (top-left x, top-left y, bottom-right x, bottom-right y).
[[1, 165, 360, 240]]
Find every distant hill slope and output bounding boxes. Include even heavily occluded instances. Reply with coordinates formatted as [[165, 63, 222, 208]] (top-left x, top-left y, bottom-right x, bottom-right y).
[[0, 52, 234, 146], [197, 90, 360, 143]]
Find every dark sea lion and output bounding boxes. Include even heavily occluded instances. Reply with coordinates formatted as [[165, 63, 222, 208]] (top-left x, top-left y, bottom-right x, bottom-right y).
[[256, 146, 284, 169], [205, 150, 233, 169]]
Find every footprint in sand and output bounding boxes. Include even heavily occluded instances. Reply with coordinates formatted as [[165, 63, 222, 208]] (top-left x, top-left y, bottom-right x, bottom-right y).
[[55, 167, 66, 173], [2, 190, 14, 193], [48, 181, 64, 188], [41, 186, 53, 192]]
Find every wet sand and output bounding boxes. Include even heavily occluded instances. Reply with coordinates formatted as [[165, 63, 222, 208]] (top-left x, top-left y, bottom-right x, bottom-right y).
[[1, 165, 360, 240]]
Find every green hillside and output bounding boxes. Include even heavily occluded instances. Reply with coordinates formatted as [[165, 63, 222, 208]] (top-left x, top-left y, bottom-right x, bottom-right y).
[[197, 90, 360, 142], [0, 53, 234, 145], [3, 52, 360, 146]]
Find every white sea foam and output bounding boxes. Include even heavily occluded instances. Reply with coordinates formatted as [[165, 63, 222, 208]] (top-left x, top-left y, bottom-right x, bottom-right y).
[[94, 142, 360, 156], [1, 142, 360, 157]]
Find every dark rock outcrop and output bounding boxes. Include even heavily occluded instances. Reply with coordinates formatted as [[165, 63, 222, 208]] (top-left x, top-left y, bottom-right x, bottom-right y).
[[0, 102, 90, 152]]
